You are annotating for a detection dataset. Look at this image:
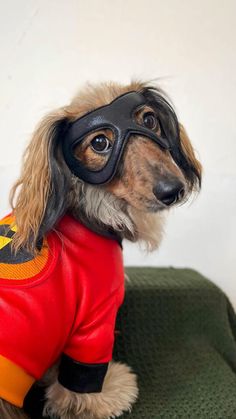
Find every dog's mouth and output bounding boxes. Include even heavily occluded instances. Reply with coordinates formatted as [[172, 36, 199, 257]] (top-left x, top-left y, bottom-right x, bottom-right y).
[[106, 175, 187, 214], [145, 200, 167, 212], [145, 196, 183, 213], [128, 188, 187, 214]]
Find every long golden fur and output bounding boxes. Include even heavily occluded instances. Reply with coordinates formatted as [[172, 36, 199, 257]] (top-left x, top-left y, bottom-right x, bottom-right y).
[[2, 80, 201, 418]]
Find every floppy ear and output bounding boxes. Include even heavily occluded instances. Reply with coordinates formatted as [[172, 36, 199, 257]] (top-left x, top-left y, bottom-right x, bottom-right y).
[[140, 86, 202, 192], [178, 124, 202, 191], [10, 110, 70, 253]]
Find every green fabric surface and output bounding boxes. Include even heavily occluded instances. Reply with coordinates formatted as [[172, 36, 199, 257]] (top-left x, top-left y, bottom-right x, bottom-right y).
[[113, 267, 236, 419]]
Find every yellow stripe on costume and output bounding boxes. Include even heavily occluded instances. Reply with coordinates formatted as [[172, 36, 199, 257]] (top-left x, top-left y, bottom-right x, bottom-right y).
[[0, 236, 12, 250], [0, 355, 35, 407], [10, 224, 18, 232]]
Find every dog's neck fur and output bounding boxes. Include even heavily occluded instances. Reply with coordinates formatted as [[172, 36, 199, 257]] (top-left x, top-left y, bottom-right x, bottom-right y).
[[67, 176, 164, 251], [68, 178, 135, 240]]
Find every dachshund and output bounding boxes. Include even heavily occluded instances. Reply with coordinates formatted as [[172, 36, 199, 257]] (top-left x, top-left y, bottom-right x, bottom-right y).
[[0, 80, 201, 419]]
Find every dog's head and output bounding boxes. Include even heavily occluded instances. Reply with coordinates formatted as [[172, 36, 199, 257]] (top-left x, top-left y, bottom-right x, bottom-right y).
[[10, 81, 201, 252]]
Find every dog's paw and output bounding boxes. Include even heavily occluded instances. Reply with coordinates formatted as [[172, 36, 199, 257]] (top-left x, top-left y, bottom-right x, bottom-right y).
[[43, 362, 138, 419]]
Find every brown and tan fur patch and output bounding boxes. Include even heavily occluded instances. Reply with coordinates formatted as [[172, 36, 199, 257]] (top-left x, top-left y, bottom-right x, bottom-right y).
[[107, 136, 186, 211]]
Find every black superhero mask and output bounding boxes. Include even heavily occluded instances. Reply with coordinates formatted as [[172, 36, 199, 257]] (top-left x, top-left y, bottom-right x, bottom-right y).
[[62, 91, 180, 185]]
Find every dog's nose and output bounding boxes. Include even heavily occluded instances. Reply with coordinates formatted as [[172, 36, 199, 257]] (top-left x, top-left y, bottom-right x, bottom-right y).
[[153, 178, 185, 206]]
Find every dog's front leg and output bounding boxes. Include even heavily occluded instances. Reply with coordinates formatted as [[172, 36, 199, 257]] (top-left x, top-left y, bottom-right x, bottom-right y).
[[0, 398, 28, 418], [43, 361, 138, 419]]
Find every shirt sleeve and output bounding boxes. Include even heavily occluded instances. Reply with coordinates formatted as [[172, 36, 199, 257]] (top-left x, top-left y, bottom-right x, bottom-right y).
[[58, 354, 109, 393], [58, 283, 124, 393]]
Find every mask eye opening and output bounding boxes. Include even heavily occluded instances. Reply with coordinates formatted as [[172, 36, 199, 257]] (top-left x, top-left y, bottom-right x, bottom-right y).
[[72, 128, 115, 172], [134, 105, 162, 136], [90, 133, 112, 154]]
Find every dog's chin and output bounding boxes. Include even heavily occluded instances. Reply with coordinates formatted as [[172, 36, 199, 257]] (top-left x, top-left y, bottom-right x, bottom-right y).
[[142, 198, 184, 213], [145, 201, 167, 213], [128, 198, 167, 213], [144, 194, 188, 213], [118, 193, 186, 215]]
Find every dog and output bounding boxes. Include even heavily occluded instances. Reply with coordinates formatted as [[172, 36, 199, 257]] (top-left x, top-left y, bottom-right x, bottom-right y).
[[0, 80, 201, 418]]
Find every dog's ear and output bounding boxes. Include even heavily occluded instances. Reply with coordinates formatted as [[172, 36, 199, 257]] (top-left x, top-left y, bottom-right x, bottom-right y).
[[178, 124, 202, 191], [141, 86, 202, 193], [10, 110, 70, 253]]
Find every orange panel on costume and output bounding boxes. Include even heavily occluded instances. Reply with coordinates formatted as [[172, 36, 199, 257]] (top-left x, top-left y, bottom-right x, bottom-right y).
[[0, 215, 49, 280], [0, 355, 34, 407]]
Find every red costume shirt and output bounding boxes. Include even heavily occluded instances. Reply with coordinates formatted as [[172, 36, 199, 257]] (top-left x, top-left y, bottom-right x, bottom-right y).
[[0, 214, 124, 407]]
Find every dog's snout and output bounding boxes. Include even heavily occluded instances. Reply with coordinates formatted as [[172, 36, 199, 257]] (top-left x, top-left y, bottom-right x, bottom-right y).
[[153, 178, 185, 206]]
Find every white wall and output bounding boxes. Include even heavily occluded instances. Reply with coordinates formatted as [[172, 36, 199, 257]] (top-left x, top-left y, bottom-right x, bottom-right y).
[[0, 0, 236, 303]]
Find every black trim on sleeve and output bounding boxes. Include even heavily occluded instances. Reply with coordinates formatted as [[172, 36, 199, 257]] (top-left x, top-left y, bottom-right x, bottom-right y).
[[58, 354, 109, 393]]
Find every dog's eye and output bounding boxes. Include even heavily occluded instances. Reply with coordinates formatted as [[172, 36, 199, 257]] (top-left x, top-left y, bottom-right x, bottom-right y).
[[90, 135, 112, 154], [142, 112, 158, 130]]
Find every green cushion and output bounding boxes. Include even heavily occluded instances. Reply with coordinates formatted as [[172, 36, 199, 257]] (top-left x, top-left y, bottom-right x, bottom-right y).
[[114, 268, 236, 418]]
